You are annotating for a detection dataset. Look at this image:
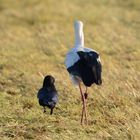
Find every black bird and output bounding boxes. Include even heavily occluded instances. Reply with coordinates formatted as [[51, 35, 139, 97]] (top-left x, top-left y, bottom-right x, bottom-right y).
[[37, 75, 58, 114]]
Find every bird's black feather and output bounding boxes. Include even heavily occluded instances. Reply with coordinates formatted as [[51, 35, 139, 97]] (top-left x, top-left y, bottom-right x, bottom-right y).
[[67, 51, 102, 87], [37, 75, 58, 114]]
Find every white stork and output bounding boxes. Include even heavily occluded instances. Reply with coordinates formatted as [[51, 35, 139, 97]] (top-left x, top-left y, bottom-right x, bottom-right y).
[[65, 20, 102, 125]]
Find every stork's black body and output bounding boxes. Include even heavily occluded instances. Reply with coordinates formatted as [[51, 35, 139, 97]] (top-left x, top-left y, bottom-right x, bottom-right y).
[[37, 75, 58, 114], [67, 51, 102, 87]]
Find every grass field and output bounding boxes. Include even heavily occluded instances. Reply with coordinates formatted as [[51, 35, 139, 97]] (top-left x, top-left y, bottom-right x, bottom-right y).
[[0, 0, 140, 139]]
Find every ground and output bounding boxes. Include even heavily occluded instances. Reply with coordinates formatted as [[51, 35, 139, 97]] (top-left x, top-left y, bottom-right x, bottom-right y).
[[0, 0, 140, 139]]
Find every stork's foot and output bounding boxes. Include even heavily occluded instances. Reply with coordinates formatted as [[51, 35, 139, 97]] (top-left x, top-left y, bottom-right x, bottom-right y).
[[84, 93, 88, 99]]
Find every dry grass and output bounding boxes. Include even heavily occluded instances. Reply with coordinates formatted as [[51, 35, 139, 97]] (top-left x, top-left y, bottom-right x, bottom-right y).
[[0, 0, 140, 139]]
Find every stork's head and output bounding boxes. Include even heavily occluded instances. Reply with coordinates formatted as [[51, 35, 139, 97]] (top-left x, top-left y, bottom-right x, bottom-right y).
[[43, 75, 55, 88], [78, 51, 102, 85], [74, 20, 83, 30]]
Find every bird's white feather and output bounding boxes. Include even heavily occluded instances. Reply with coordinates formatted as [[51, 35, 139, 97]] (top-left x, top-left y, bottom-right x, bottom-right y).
[[65, 21, 99, 68], [65, 47, 98, 68], [74, 21, 84, 47], [70, 74, 81, 85]]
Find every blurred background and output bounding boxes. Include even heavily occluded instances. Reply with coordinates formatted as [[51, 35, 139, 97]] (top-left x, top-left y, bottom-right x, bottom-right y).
[[0, 0, 140, 139]]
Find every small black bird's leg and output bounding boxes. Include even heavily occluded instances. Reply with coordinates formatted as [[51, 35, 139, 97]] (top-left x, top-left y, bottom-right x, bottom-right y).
[[43, 107, 46, 113], [50, 108, 53, 115]]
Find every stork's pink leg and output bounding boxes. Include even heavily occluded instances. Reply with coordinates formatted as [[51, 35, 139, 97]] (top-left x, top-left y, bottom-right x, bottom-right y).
[[79, 83, 87, 125], [79, 83, 84, 124], [84, 87, 88, 124]]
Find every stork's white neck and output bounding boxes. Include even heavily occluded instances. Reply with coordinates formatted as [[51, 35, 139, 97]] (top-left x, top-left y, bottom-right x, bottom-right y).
[[74, 21, 84, 48]]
